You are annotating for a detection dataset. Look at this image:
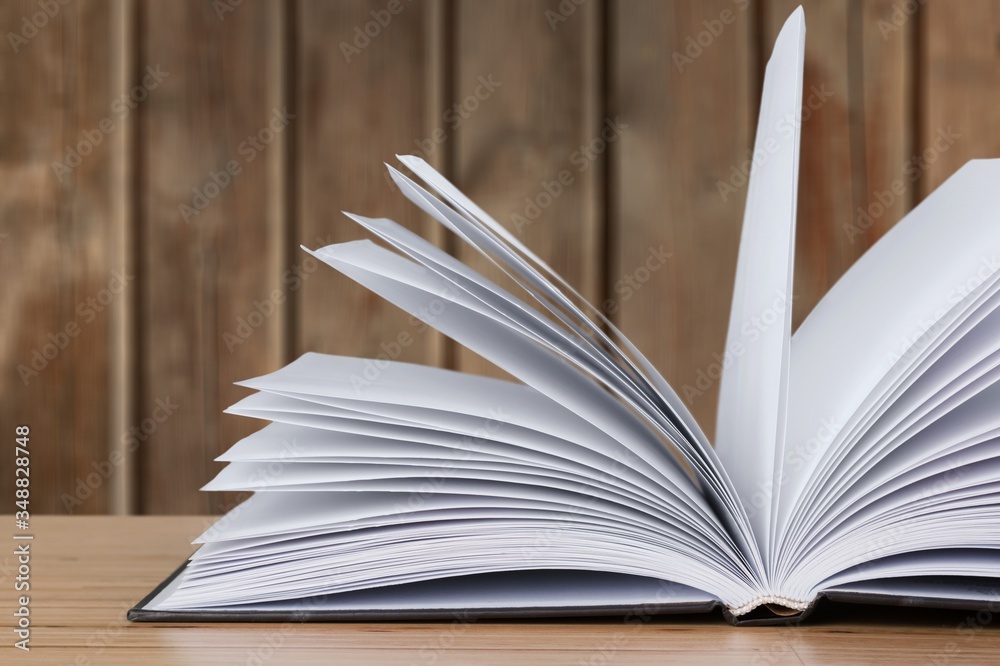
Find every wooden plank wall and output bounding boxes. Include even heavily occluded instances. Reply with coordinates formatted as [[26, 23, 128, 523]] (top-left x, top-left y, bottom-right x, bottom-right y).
[[1, 0, 997, 514]]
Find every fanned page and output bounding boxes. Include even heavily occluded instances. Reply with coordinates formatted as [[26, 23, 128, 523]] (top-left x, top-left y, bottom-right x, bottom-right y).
[[768, 158, 1000, 604]]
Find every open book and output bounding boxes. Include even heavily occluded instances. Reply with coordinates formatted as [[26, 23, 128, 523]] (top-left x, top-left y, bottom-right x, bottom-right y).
[[130, 8, 1000, 625]]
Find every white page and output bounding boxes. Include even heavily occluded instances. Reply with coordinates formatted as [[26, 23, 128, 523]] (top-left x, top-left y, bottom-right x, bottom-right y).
[[779, 253, 1000, 560], [342, 212, 651, 412], [781, 159, 1000, 563], [354, 179, 721, 496], [802, 341, 1000, 534], [146, 569, 717, 613], [165, 518, 752, 609], [220, 422, 527, 465], [203, 457, 678, 525], [224, 400, 671, 504], [384, 162, 763, 568], [797, 382, 1000, 548], [794, 452, 1000, 576], [395, 155, 714, 458], [812, 551, 1000, 601], [231, 390, 673, 511], [785, 458, 1000, 598], [235, 352, 682, 502], [190, 509, 664, 570], [222, 405, 714, 537], [191, 491, 682, 557], [173, 488, 753, 607], [714, 6, 804, 562], [305, 242, 713, 514]]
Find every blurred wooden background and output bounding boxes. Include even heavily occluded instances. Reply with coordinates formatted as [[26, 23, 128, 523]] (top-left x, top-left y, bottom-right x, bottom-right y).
[[1, 0, 998, 515]]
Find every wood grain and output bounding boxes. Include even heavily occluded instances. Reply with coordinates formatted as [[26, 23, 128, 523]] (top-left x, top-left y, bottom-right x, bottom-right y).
[[611, 0, 757, 439], [451, 0, 603, 379], [0, 0, 129, 514], [764, 0, 854, 331], [138, 0, 286, 513], [2, 516, 999, 665], [295, 0, 445, 367], [921, 0, 1000, 195], [762, 0, 912, 328], [856, 0, 915, 246]]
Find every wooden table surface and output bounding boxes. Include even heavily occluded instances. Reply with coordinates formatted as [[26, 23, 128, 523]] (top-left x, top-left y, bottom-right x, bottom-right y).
[[2, 516, 998, 665]]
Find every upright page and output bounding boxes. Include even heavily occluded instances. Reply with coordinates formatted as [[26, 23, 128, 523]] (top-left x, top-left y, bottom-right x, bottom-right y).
[[714, 6, 804, 563]]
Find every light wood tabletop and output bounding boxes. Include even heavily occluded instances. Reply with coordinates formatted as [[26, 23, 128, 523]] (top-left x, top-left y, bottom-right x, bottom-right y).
[[1, 516, 998, 665]]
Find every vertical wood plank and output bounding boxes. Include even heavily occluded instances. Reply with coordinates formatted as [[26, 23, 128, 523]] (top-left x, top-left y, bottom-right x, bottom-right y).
[[108, 0, 136, 514], [0, 0, 129, 514], [451, 0, 603, 379], [612, 0, 756, 439], [764, 0, 853, 331], [296, 0, 444, 370], [921, 0, 1000, 195], [139, 0, 286, 514], [856, 0, 914, 246]]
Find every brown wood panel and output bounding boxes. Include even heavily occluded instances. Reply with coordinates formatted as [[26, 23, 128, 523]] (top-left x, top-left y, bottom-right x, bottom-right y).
[[138, 0, 286, 513], [612, 0, 757, 440], [921, 0, 1000, 195], [451, 0, 603, 379], [763, 0, 911, 328], [856, 0, 915, 246], [0, 0, 130, 514], [296, 0, 445, 369], [764, 0, 852, 331]]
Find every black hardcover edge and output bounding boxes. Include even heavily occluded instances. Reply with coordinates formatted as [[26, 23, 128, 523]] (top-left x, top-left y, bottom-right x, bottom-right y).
[[127, 559, 190, 621], [128, 559, 720, 623], [820, 588, 999, 613]]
